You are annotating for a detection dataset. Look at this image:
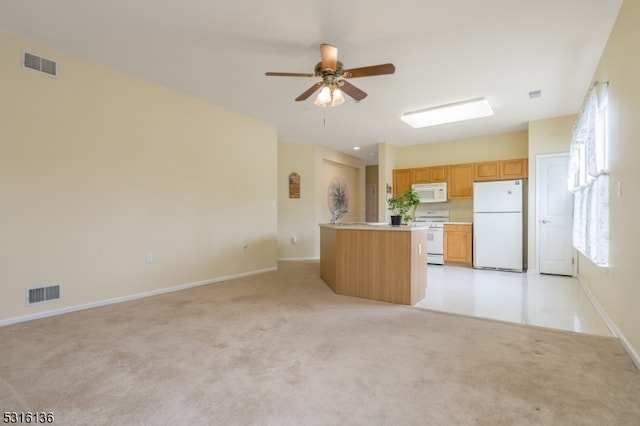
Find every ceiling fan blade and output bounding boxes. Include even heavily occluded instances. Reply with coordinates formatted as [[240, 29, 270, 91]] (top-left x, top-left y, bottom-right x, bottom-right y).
[[265, 72, 316, 77], [342, 63, 396, 78], [295, 82, 323, 101], [339, 80, 367, 101], [320, 44, 338, 71]]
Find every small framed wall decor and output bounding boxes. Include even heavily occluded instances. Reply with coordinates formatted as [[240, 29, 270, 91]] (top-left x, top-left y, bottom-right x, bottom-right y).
[[289, 172, 300, 198]]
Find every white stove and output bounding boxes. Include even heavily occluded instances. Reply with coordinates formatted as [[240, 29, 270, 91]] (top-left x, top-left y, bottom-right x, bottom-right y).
[[414, 209, 450, 265]]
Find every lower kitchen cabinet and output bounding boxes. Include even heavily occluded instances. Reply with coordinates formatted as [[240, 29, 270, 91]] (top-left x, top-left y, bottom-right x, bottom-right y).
[[444, 224, 473, 266]]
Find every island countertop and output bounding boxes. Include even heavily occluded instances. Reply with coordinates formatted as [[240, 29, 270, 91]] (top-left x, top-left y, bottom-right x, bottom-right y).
[[320, 223, 429, 231]]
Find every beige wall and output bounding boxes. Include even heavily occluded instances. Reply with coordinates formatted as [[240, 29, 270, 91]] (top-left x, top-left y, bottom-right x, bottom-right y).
[[576, 0, 640, 362], [527, 115, 576, 269], [394, 131, 528, 168], [277, 143, 317, 259], [277, 143, 364, 259], [316, 146, 364, 225], [378, 142, 398, 223], [0, 32, 278, 322]]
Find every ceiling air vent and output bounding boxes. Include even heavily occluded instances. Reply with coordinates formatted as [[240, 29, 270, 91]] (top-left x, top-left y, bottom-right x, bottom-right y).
[[528, 89, 542, 99], [22, 50, 58, 77], [26, 284, 61, 306]]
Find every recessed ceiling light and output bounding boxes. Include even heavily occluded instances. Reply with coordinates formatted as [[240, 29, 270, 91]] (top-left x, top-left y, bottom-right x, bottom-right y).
[[353, 146, 361, 150], [401, 98, 494, 129]]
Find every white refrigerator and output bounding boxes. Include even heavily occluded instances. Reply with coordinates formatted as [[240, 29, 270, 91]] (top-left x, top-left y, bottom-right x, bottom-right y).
[[473, 179, 524, 272]]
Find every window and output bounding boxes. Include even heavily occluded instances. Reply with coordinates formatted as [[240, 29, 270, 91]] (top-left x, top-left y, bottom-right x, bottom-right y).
[[567, 82, 609, 266]]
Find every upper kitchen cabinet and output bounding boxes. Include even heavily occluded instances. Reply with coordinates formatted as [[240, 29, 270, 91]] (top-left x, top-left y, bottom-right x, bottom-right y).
[[474, 161, 500, 181], [474, 158, 528, 181], [428, 165, 448, 183], [448, 163, 474, 199], [393, 168, 412, 196], [393, 158, 527, 199], [411, 167, 429, 184], [412, 166, 448, 184], [500, 158, 528, 179]]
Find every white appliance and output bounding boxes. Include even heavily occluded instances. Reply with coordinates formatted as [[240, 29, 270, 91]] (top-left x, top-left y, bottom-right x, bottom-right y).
[[415, 209, 450, 265], [412, 182, 448, 203], [473, 179, 525, 272]]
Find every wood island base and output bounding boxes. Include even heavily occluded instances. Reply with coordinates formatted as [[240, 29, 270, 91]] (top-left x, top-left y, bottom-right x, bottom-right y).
[[319, 223, 428, 305]]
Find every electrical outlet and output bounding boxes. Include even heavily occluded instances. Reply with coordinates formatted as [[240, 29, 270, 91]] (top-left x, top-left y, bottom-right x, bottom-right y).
[[291, 236, 297, 244]]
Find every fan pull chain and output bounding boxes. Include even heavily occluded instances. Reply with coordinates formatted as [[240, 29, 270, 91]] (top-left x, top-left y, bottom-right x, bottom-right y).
[[323, 108, 326, 127]]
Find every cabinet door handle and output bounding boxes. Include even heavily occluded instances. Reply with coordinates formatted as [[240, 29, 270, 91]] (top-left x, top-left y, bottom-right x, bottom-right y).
[[541, 219, 551, 224]]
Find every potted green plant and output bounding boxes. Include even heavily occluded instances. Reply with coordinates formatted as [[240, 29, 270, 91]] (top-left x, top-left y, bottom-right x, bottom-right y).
[[387, 188, 421, 226]]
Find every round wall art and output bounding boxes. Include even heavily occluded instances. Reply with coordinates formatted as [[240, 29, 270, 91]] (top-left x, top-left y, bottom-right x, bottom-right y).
[[327, 177, 349, 214]]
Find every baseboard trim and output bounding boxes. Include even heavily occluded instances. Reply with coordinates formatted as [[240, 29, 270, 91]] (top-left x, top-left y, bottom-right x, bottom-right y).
[[278, 257, 320, 261], [576, 274, 640, 370], [0, 266, 277, 328]]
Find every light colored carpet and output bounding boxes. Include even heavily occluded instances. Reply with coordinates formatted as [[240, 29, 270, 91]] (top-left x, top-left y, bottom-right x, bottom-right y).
[[1, 261, 639, 425]]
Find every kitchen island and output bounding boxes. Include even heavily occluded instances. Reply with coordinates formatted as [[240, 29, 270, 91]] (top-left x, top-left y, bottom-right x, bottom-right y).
[[319, 223, 428, 305]]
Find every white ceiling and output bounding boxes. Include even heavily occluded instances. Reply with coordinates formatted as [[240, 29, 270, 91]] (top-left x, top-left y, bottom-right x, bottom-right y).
[[0, 1, 623, 165]]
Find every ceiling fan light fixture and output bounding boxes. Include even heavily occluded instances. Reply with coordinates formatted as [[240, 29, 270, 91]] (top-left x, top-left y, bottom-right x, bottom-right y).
[[266, 43, 394, 105], [314, 85, 332, 107], [314, 83, 345, 107], [401, 98, 494, 128], [330, 88, 345, 107]]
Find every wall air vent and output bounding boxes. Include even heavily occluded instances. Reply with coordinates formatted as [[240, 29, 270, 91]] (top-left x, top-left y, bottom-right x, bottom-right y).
[[22, 50, 58, 77], [26, 284, 61, 306]]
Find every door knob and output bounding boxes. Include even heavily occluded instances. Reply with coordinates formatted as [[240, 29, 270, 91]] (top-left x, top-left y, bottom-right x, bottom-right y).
[[541, 219, 551, 224]]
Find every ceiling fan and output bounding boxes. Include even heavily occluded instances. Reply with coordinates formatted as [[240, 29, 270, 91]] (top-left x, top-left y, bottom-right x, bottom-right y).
[[265, 44, 395, 107]]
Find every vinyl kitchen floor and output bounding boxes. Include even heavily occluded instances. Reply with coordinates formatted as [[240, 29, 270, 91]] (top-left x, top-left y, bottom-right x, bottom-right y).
[[415, 265, 613, 337]]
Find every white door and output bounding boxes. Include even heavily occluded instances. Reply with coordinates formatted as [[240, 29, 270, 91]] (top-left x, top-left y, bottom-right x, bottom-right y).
[[537, 153, 574, 276]]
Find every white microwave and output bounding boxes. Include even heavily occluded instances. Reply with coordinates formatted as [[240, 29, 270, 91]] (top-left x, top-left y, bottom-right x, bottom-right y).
[[412, 182, 448, 203]]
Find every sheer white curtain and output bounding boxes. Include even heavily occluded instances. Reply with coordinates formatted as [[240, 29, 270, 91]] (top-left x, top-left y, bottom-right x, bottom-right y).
[[567, 82, 609, 266]]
